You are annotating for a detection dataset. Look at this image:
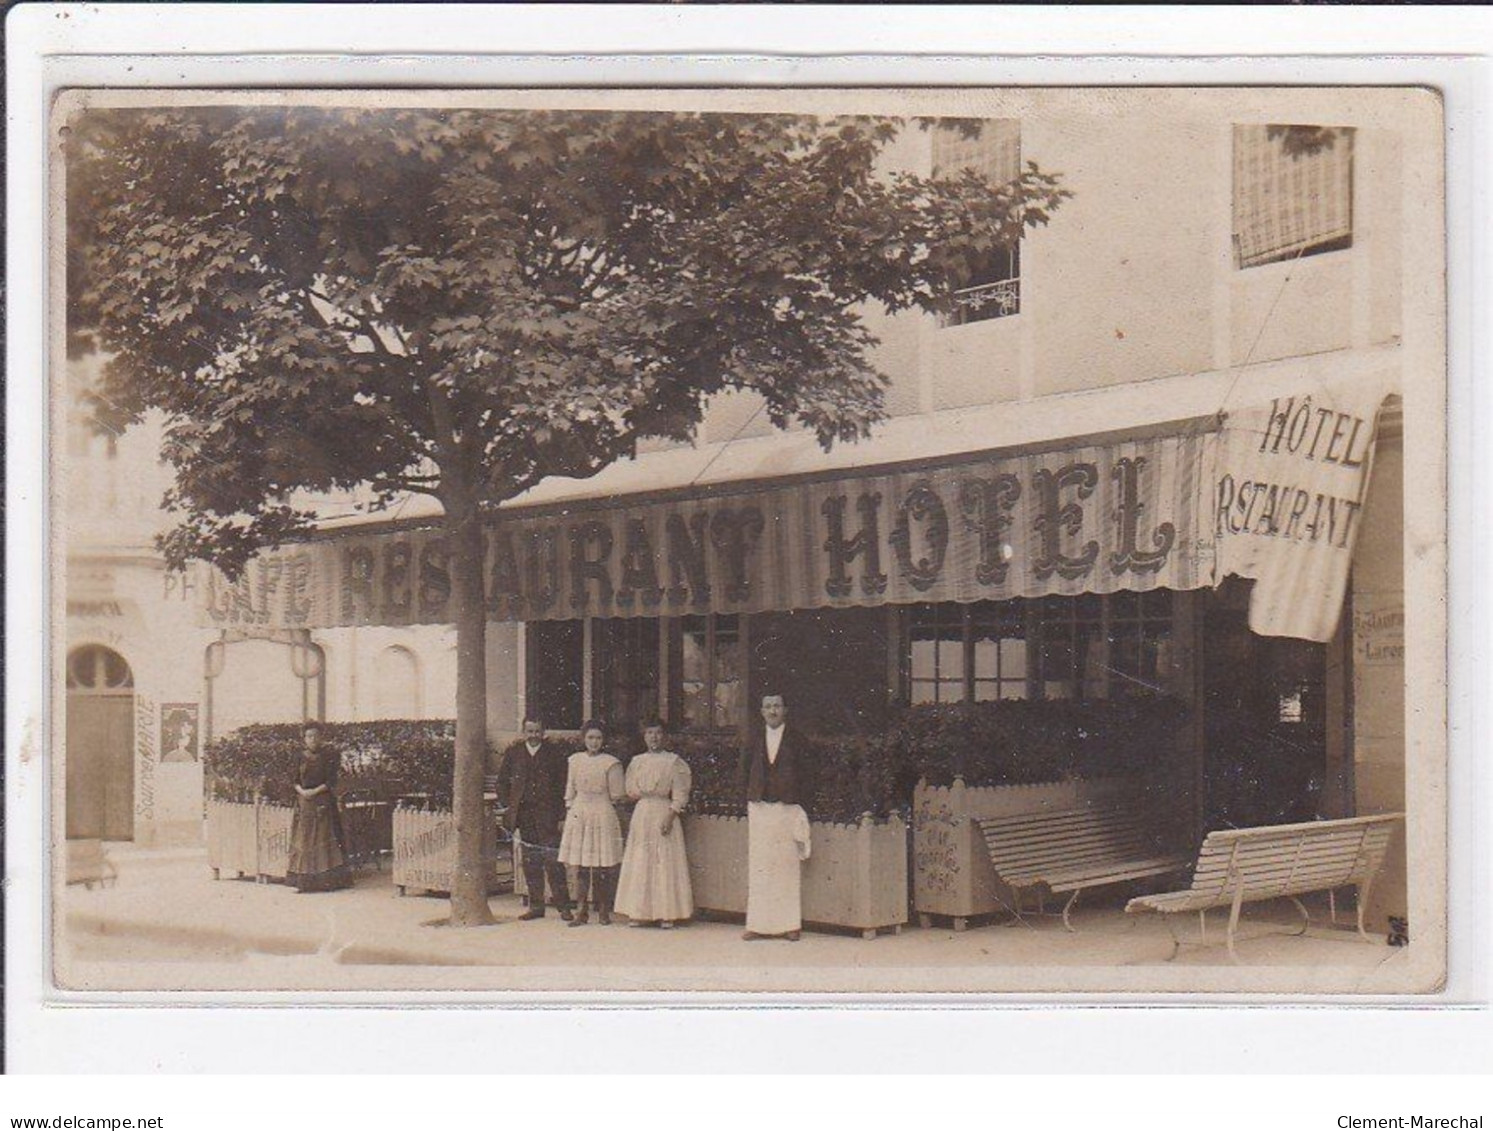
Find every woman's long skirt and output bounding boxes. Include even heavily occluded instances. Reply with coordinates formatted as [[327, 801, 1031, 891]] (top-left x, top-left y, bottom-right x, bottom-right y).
[[614, 797, 694, 922], [559, 799, 624, 868], [286, 795, 350, 892], [745, 801, 811, 935]]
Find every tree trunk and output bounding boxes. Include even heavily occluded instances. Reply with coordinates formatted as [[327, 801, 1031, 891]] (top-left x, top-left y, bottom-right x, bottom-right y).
[[446, 499, 495, 926]]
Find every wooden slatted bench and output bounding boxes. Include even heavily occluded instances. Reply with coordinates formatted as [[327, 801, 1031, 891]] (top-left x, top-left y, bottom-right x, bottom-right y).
[[974, 803, 1192, 931], [1125, 813, 1403, 961]]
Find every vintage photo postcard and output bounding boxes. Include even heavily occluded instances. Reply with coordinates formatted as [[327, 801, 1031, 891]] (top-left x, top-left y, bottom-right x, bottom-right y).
[[51, 84, 1447, 996]]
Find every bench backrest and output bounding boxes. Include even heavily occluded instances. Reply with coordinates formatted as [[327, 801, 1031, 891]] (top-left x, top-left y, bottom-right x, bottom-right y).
[[1187, 814, 1402, 902], [980, 802, 1175, 880]]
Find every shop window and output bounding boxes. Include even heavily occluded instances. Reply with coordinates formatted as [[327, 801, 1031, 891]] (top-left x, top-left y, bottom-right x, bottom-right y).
[[592, 618, 661, 742], [909, 600, 1028, 704], [904, 592, 1175, 704], [1233, 124, 1354, 269], [526, 620, 584, 731], [1035, 594, 1105, 700], [675, 614, 743, 732], [1104, 588, 1176, 697], [932, 119, 1023, 326]]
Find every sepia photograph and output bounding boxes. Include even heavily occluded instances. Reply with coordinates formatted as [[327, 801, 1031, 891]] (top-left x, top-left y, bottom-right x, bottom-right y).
[[51, 84, 1447, 997]]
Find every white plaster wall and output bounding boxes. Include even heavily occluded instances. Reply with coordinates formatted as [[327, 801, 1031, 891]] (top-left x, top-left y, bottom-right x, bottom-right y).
[[316, 623, 459, 723], [1351, 430, 1407, 930], [691, 107, 1403, 440]]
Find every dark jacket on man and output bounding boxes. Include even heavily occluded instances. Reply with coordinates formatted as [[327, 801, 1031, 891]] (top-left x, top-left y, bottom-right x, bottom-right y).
[[739, 726, 814, 810], [494, 738, 570, 847]]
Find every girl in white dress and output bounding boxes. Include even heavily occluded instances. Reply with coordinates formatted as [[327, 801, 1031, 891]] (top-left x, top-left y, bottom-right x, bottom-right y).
[[558, 721, 625, 926], [615, 721, 693, 928]]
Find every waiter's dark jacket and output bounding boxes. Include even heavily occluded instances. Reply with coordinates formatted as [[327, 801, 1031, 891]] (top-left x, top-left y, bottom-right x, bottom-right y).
[[739, 726, 814, 809], [494, 738, 569, 847]]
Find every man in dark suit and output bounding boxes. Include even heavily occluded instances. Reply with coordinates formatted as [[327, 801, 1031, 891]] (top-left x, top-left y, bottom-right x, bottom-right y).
[[738, 692, 814, 941], [494, 716, 573, 921]]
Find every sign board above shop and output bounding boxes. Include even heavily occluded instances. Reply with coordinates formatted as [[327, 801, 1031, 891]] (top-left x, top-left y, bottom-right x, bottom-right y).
[[200, 377, 1396, 645]]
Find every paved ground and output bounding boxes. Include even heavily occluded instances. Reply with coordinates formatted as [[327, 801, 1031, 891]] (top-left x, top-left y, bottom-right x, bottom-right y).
[[56, 843, 1418, 995]]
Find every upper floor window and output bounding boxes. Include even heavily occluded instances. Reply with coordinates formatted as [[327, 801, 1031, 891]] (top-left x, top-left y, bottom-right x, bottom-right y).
[[1233, 124, 1355, 269], [932, 119, 1023, 326]]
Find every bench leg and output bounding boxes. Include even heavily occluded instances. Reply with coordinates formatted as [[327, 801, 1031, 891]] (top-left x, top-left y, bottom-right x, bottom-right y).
[[1198, 909, 1206, 940], [1328, 889, 1337, 926], [1061, 888, 1081, 933], [953, 917, 967, 933], [1162, 914, 1182, 962], [917, 913, 932, 930], [1226, 883, 1245, 964], [862, 929, 877, 941], [1355, 879, 1375, 943], [1288, 896, 1311, 936]]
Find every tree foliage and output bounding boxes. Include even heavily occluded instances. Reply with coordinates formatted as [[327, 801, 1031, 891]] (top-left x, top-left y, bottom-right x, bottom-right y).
[[1265, 123, 1349, 159], [68, 106, 1070, 572], [68, 105, 1072, 924]]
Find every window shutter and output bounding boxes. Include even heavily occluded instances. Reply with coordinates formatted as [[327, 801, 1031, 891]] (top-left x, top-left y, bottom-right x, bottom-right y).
[[1234, 125, 1355, 269]]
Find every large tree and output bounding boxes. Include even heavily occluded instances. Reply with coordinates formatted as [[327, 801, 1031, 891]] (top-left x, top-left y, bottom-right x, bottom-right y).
[[68, 105, 1069, 925]]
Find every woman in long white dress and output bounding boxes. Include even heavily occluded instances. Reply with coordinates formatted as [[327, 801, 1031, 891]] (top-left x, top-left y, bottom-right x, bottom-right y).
[[558, 721, 625, 926], [615, 721, 693, 928]]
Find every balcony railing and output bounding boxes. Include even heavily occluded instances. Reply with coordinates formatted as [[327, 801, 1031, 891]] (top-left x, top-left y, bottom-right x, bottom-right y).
[[943, 277, 1021, 327]]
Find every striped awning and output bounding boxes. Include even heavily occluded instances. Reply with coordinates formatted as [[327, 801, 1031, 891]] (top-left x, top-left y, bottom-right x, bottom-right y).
[[199, 367, 1395, 644]]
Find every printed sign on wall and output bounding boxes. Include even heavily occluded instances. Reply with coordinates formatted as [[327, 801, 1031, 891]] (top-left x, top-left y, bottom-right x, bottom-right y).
[[160, 703, 200, 764]]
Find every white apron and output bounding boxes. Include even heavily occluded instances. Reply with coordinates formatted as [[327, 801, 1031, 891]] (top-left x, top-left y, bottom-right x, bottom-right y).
[[746, 801, 811, 935]]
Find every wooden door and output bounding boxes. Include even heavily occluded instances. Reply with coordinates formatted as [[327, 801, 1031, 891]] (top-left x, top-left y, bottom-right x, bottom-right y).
[[65, 645, 136, 841], [66, 696, 134, 839]]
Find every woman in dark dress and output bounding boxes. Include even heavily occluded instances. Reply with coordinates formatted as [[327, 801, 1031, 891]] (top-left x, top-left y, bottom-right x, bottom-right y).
[[286, 724, 351, 893]]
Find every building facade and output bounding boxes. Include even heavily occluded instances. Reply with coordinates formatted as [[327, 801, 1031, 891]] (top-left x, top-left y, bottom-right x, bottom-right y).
[[63, 354, 216, 846], [179, 94, 1413, 924]]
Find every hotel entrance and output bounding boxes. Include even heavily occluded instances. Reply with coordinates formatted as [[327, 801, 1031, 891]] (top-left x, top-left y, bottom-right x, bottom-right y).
[[1201, 580, 1332, 832]]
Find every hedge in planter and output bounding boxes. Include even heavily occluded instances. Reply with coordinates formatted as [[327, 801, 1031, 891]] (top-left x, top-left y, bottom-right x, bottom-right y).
[[886, 694, 1191, 789], [204, 719, 461, 806], [675, 731, 906, 824]]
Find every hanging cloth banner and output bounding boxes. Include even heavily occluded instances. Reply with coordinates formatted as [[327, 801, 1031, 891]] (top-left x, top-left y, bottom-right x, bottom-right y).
[[199, 425, 1216, 631], [198, 378, 1391, 643], [1212, 374, 1395, 642]]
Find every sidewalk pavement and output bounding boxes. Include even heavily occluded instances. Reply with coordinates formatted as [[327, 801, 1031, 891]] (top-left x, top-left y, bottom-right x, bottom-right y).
[[57, 843, 1414, 995]]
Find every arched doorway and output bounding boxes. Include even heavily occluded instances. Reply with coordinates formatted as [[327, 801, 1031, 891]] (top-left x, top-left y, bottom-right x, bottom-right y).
[[66, 644, 135, 841]]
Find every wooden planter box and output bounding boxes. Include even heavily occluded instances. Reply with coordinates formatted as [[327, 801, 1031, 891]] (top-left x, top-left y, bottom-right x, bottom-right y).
[[911, 777, 1143, 929], [682, 813, 908, 938], [391, 805, 511, 897], [205, 800, 262, 879], [256, 803, 293, 880]]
